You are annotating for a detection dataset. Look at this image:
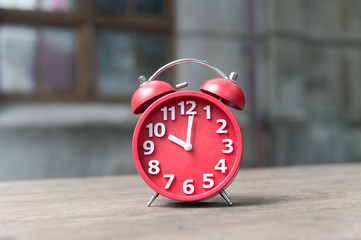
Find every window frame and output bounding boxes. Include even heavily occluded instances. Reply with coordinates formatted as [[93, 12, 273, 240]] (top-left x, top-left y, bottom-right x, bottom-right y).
[[0, 0, 174, 102]]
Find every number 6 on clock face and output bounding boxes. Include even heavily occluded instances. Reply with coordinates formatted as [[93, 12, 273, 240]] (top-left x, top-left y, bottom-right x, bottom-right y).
[[132, 91, 243, 202]]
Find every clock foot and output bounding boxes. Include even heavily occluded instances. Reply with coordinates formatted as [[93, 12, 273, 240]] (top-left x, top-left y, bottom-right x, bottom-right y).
[[219, 189, 232, 206], [147, 192, 159, 207]]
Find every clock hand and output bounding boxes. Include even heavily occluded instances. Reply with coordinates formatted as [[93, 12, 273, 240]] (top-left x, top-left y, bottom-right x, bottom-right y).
[[168, 134, 192, 151], [168, 134, 186, 148], [186, 114, 194, 145]]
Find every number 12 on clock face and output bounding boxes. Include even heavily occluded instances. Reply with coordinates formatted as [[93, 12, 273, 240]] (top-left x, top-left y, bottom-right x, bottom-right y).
[[133, 91, 243, 202]]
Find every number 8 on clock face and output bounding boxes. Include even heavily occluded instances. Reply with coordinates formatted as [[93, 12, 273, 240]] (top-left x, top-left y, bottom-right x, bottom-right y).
[[132, 91, 243, 202]]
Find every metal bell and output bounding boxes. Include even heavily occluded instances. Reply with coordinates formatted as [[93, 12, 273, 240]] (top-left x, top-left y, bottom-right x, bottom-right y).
[[200, 72, 245, 110], [131, 76, 175, 114]]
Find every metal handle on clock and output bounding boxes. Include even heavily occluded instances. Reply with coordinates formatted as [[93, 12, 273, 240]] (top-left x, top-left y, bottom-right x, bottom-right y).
[[147, 58, 228, 84]]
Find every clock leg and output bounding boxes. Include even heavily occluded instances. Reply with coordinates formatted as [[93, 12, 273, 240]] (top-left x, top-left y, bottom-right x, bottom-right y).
[[147, 192, 159, 207], [219, 189, 233, 206]]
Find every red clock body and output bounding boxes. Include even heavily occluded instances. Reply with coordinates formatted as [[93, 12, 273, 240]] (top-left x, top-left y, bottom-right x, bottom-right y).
[[132, 91, 243, 202]]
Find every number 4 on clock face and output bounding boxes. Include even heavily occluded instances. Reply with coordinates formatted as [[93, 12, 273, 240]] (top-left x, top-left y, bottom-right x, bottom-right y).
[[133, 91, 243, 203]]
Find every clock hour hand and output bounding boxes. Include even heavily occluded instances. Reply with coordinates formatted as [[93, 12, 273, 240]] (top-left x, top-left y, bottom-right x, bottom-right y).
[[168, 134, 192, 151]]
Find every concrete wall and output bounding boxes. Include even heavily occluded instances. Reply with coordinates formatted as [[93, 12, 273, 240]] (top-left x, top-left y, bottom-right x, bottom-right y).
[[0, 103, 138, 180], [254, 0, 361, 165]]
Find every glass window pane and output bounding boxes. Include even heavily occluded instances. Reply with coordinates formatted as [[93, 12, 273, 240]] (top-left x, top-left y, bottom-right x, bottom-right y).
[[137, 0, 164, 15], [96, 0, 127, 15], [96, 30, 168, 97], [0, 0, 37, 10], [96, 30, 135, 96], [0, 25, 37, 94], [38, 0, 78, 12], [0, 0, 78, 12], [135, 33, 167, 80], [38, 27, 76, 92]]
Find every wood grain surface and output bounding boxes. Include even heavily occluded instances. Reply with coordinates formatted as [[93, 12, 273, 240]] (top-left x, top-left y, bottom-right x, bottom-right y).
[[0, 163, 361, 240]]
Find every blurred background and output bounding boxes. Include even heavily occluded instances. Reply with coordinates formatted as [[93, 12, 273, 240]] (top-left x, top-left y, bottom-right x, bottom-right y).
[[0, 0, 360, 181]]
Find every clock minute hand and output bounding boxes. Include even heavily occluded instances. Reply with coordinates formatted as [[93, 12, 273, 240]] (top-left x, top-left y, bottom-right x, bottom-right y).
[[186, 114, 194, 144]]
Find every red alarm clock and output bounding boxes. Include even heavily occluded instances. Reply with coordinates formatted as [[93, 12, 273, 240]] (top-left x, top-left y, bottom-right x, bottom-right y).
[[131, 59, 245, 206]]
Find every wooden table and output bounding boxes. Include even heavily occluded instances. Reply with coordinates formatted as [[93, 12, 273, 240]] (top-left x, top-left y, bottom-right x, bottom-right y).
[[0, 163, 360, 240]]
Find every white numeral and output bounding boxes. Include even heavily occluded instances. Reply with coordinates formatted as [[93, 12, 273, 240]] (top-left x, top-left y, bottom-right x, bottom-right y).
[[183, 179, 195, 194], [161, 106, 175, 121], [216, 119, 228, 134], [148, 160, 160, 175], [146, 123, 166, 137], [160, 107, 167, 121], [178, 101, 197, 115], [215, 158, 227, 173], [203, 174, 214, 188], [154, 123, 165, 137], [164, 174, 175, 189], [186, 101, 197, 115], [222, 139, 233, 154], [146, 123, 153, 137], [169, 106, 175, 120], [204, 105, 211, 119], [178, 101, 185, 115], [143, 140, 154, 155]]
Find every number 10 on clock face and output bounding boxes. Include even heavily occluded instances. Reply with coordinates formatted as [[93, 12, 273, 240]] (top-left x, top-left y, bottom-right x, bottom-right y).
[[132, 91, 243, 202]]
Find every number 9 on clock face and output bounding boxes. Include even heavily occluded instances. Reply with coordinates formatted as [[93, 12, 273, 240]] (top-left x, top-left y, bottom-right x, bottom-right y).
[[132, 91, 243, 202]]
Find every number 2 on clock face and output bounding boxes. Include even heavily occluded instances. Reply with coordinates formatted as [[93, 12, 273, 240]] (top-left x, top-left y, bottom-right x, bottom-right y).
[[135, 92, 241, 201]]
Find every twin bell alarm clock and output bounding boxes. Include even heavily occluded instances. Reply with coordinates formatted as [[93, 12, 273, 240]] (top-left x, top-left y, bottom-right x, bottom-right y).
[[131, 58, 245, 207]]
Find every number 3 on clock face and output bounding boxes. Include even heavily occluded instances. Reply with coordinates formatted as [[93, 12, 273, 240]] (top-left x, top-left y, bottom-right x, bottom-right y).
[[132, 91, 243, 202]]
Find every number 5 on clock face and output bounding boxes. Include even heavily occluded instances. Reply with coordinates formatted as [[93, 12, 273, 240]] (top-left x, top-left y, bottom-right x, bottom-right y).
[[132, 91, 243, 202]]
